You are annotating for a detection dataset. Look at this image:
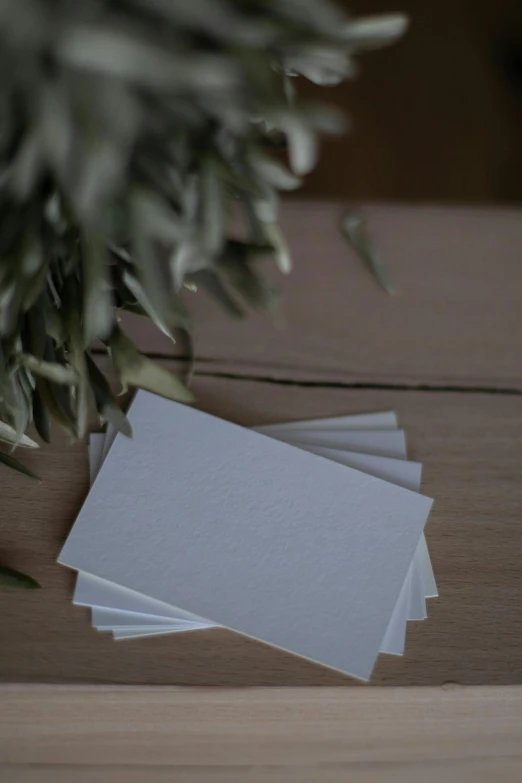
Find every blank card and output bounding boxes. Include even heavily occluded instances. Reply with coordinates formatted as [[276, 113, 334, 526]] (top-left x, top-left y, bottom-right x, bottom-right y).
[[79, 419, 434, 649], [80, 420, 435, 650]]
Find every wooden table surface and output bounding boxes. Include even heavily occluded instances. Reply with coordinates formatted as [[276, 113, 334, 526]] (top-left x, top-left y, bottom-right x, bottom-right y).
[[1, 201, 522, 687], [2, 684, 521, 781]]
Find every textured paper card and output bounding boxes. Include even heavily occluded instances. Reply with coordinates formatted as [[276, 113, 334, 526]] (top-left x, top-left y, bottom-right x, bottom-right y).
[[62, 392, 432, 680], [92, 607, 209, 630], [264, 428, 407, 459], [101, 411, 400, 466], [84, 428, 435, 646], [290, 445, 421, 491], [408, 558, 428, 621], [86, 430, 427, 643], [379, 567, 411, 656], [81, 435, 218, 627], [255, 411, 398, 433], [112, 627, 211, 640], [84, 421, 435, 649], [418, 534, 438, 598], [83, 431, 431, 647], [76, 570, 215, 623]]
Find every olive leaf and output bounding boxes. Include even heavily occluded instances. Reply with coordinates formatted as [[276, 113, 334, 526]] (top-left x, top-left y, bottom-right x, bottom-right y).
[[0, 450, 40, 481], [281, 116, 318, 176], [342, 214, 397, 296], [261, 223, 292, 274], [18, 355, 78, 385], [109, 327, 195, 404], [219, 257, 278, 311], [32, 387, 51, 443], [344, 14, 409, 47], [250, 152, 302, 192], [122, 271, 177, 342], [63, 278, 90, 439], [188, 269, 244, 319], [0, 564, 40, 590], [86, 353, 133, 438], [200, 155, 225, 255], [81, 237, 114, 344], [34, 378, 77, 439], [0, 421, 39, 449]]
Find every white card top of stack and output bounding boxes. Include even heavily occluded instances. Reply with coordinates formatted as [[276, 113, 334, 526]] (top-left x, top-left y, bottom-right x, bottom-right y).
[[80, 422, 431, 654]]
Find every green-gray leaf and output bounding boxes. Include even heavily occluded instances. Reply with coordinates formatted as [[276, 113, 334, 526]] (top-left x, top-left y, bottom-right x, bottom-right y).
[[81, 237, 114, 343], [109, 327, 194, 404], [19, 355, 78, 385], [0, 421, 39, 449], [0, 564, 40, 590], [122, 271, 176, 343], [34, 378, 77, 439], [86, 353, 133, 438], [343, 14, 409, 48], [342, 214, 397, 295], [188, 269, 243, 318], [200, 155, 225, 255], [0, 450, 40, 481], [250, 152, 302, 191], [32, 388, 51, 443]]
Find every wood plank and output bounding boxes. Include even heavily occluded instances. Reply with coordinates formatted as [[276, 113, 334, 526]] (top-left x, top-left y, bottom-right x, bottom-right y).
[[121, 203, 522, 388], [0, 684, 521, 778], [5, 764, 522, 783], [1, 371, 521, 686], [1, 686, 521, 783]]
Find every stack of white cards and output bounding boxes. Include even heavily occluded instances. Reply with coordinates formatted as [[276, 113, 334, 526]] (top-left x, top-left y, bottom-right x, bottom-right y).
[[59, 391, 436, 681]]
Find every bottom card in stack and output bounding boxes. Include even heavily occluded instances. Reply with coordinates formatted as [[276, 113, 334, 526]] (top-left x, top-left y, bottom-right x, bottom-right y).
[[59, 392, 434, 681]]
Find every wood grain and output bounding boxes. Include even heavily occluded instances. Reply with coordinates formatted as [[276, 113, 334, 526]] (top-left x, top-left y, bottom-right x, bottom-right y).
[[1, 372, 521, 686], [1, 684, 521, 782], [121, 203, 522, 388]]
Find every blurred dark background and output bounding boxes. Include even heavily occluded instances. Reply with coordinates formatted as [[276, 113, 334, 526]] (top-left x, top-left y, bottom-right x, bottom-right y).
[[299, 0, 522, 203]]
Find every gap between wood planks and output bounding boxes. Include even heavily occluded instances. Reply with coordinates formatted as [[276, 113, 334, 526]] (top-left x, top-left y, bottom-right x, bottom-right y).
[[194, 371, 522, 397], [91, 348, 522, 396]]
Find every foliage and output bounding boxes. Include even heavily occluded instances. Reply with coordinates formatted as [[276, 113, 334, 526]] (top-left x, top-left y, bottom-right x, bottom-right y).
[[0, 0, 406, 583]]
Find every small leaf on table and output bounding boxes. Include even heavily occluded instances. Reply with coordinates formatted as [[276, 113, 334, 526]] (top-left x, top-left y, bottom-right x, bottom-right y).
[[0, 449, 40, 481], [0, 564, 40, 590], [342, 214, 397, 295]]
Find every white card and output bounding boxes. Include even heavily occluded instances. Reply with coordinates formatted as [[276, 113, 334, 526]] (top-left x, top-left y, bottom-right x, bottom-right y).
[[408, 556, 428, 621], [85, 417, 436, 649], [289, 445, 421, 491], [84, 425, 435, 648], [102, 411, 401, 467], [87, 430, 427, 642], [77, 570, 215, 624], [61, 392, 432, 680], [84, 427, 432, 649], [112, 626, 211, 640], [263, 428, 407, 459], [92, 607, 209, 630], [379, 567, 410, 656], [418, 532, 438, 598], [255, 411, 398, 433]]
